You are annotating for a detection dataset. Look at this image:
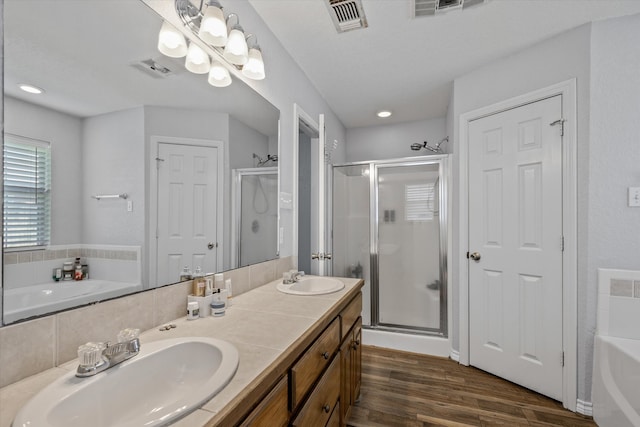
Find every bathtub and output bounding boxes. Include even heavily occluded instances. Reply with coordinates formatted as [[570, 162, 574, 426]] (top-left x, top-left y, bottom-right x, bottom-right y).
[[592, 334, 640, 427], [3, 280, 142, 323]]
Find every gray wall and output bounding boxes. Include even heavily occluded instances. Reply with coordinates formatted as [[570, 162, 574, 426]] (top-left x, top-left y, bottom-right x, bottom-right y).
[[229, 116, 269, 169], [297, 131, 312, 273], [346, 118, 447, 163], [4, 97, 83, 245]]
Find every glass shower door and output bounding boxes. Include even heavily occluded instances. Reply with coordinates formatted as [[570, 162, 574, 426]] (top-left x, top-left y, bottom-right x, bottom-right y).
[[374, 161, 445, 332]]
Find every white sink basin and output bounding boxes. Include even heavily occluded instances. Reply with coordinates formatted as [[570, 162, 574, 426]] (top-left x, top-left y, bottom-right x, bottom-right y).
[[277, 276, 345, 295], [12, 337, 239, 427]]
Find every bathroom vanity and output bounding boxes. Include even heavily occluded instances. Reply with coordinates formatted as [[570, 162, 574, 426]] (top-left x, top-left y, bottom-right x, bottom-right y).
[[0, 276, 363, 427]]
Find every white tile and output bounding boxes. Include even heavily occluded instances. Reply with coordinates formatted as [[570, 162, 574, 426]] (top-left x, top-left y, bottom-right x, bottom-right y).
[[609, 296, 640, 340]]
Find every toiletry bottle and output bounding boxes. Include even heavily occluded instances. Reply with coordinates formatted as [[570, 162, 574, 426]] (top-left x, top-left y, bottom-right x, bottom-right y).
[[214, 273, 224, 290], [225, 278, 233, 307], [74, 258, 83, 281], [180, 266, 192, 282], [187, 301, 199, 320], [192, 266, 206, 297]]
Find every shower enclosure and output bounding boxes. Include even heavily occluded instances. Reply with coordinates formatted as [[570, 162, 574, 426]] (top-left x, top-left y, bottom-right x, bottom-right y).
[[231, 167, 278, 268], [332, 156, 448, 336]]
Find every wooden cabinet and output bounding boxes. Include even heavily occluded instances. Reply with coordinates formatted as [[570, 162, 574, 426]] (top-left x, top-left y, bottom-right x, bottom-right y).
[[239, 376, 288, 427], [235, 289, 363, 427]]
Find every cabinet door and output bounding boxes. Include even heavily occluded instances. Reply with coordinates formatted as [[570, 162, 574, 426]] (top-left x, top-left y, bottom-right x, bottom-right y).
[[352, 319, 362, 403], [240, 376, 288, 427], [339, 336, 352, 425], [292, 357, 341, 427]]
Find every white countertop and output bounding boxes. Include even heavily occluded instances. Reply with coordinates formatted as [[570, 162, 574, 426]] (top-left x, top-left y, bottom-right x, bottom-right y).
[[0, 276, 363, 427]]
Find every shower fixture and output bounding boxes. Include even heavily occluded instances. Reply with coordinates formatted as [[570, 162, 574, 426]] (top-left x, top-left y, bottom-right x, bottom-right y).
[[253, 153, 278, 167], [410, 137, 448, 153]]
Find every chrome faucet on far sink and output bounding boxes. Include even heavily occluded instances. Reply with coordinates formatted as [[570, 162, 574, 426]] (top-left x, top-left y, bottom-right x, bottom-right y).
[[76, 328, 140, 377], [282, 270, 305, 284]]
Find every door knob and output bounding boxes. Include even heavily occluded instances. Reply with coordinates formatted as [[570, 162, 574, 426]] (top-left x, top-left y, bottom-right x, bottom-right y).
[[207, 242, 217, 250], [324, 253, 332, 260], [311, 253, 320, 260], [469, 252, 481, 261]]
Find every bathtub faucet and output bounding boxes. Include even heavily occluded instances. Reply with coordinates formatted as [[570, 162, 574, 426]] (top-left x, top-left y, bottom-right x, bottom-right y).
[[76, 328, 140, 378]]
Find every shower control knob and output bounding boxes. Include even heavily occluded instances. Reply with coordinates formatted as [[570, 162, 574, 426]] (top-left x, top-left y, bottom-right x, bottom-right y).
[[469, 252, 481, 261]]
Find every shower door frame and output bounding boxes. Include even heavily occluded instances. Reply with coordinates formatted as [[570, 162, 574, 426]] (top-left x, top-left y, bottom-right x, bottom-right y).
[[231, 167, 278, 269], [332, 155, 449, 337]]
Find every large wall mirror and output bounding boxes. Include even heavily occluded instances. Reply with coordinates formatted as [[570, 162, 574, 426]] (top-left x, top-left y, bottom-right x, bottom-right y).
[[2, 0, 280, 324]]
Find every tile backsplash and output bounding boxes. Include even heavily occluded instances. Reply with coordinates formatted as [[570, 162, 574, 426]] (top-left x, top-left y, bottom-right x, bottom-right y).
[[0, 256, 293, 388], [597, 268, 640, 340]]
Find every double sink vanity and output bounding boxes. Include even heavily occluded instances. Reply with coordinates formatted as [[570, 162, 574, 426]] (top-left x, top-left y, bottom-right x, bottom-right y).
[[4, 276, 363, 427]]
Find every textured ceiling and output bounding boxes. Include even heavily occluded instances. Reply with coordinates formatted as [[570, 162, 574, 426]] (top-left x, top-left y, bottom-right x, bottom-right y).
[[249, 0, 640, 128]]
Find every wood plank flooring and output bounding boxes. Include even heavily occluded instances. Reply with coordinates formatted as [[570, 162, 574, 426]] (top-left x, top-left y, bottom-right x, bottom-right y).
[[347, 346, 597, 427]]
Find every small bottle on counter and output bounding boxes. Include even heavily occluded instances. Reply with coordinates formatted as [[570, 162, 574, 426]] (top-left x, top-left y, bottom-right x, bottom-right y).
[[192, 267, 205, 297], [74, 258, 83, 281], [210, 297, 225, 317], [187, 301, 199, 320], [180, 266, 192, 282], [225, 278, 233, 307]]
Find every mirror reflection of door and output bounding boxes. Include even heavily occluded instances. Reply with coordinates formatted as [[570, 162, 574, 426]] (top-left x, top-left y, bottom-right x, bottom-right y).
[[156, 141, 222, 284]]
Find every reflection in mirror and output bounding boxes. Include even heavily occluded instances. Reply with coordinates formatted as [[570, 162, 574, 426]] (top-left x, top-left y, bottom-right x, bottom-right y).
[[2, 0, 280, 325]]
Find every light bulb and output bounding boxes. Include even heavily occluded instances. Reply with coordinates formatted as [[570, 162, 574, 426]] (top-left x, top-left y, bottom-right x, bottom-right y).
[[157, 21, 188, 58], [208, 61, 232, 87], [223, 28, 249, 65], [185, 43, 211, 74], [242, 47, 265, 80], [199, 3, 227, 46]]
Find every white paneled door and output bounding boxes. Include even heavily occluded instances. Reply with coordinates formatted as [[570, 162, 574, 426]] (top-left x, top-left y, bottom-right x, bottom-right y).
[[157, 142, 220, 285], [468, 95, 563, 400]]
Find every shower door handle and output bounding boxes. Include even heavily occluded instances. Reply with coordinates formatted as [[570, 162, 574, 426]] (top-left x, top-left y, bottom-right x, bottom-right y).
[[469, 252, 481, 261]]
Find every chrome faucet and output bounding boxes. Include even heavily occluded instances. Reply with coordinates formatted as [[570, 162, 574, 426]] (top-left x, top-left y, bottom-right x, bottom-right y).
[[76, 329, 140, 378], [282, 270, 305, 284]]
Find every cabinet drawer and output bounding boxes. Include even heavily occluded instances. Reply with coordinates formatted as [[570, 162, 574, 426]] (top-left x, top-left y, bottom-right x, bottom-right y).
[[291, 317, 340, 408], [239, 375, 288, 427], [326, 401, 340, 427], [291, 356, 340, 427], [340, 292, 362, 340]]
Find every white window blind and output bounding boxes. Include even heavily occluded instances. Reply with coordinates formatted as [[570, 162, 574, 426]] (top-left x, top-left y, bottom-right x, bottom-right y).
[[3, 135, 51, 249], [405, 183, 435, 221]]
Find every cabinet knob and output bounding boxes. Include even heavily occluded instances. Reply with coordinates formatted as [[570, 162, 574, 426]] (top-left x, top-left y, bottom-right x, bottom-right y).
[[322, 351, 330, 360], [323, 404, 331, 413]]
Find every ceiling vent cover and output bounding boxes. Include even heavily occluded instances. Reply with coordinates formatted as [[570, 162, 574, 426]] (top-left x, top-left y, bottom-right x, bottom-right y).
[[130, 57, 181, 79], [327, 0, 368, 33], [413, 0, 488, 17]]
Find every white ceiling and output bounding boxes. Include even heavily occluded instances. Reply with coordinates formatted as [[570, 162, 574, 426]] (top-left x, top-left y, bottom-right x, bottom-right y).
[[249, 0, 640, 129]]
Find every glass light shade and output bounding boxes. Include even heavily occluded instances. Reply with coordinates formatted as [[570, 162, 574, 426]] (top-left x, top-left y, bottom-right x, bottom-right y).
[[242, 48, 265, 80], [157, 21, 188, 58], [208, 61, 232, 87], [223, 28, 249, 65], [199, 5, 227, 46], [185, 43, 211, 74]]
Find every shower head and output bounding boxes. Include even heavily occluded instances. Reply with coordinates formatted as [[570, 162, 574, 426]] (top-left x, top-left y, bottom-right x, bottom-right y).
[[411, 142, 425, 151], [410, 137, 448, 153]]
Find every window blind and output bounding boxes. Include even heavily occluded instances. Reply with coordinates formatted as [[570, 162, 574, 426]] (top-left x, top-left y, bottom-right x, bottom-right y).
[[405, 183, 435, 221], [3, 135, 51, 249]]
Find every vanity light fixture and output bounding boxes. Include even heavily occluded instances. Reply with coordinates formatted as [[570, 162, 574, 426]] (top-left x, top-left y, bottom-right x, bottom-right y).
[[242, 35, 265, 80], [377, 110, 392, 118], [208, 61, 232, 87], [185, 42, 211, 74], [19, 84, 44, 94], [223, 14, 249, 66], [157, 21, 188, 58], [198, 0, 227, 46]]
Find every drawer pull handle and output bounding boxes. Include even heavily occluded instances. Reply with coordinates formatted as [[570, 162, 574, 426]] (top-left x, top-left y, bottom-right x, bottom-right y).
[[322, 351, 330, 360], [323, 404, 331, 413]]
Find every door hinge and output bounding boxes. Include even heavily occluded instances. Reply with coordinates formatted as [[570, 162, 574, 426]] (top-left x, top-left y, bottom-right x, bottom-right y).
[[155, 157, 165, 169], [466, 251, 470, 259], [550, 119, 565, 136], [561, 351, 565, 367], [561, 236, 565, 252]]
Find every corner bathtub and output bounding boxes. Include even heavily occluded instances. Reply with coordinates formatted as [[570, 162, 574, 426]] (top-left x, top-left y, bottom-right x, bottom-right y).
[[592, 335, 640, 427], [3, 280, 142, 323]]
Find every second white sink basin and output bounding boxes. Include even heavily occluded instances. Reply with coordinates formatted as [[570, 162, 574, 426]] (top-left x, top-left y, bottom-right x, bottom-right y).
[[277, 276, 345, 295], [12, 337, 239, 427]]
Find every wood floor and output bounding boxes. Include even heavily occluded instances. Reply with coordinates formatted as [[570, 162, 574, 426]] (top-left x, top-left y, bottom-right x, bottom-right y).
[[347, 346, 597, 427]]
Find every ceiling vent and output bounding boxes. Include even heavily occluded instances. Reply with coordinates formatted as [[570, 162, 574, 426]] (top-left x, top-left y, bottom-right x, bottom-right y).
[[326, 0, 368, 33], [130, 58, 179, 79], [412, 0, 488, 17]]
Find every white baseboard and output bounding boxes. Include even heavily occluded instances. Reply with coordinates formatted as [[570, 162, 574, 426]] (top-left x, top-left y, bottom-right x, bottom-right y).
[[576, 399, 593, 417], [362, 329, 450, 357], [450, 349, 460, 362]]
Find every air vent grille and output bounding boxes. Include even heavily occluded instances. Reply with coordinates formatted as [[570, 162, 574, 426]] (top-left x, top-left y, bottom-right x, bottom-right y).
[[327, 0, 368, 33], [130, 58, 178, 79], [412, 0, 488, 17]]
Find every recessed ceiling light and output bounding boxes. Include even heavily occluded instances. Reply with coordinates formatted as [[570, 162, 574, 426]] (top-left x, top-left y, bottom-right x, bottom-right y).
[[376, 110, 392, 118], [19, 84, 44, 94]]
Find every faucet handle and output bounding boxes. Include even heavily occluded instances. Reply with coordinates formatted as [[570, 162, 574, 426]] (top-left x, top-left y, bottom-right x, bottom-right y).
[[78, 342, 105, 366], [117, 328, 140, 343]]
